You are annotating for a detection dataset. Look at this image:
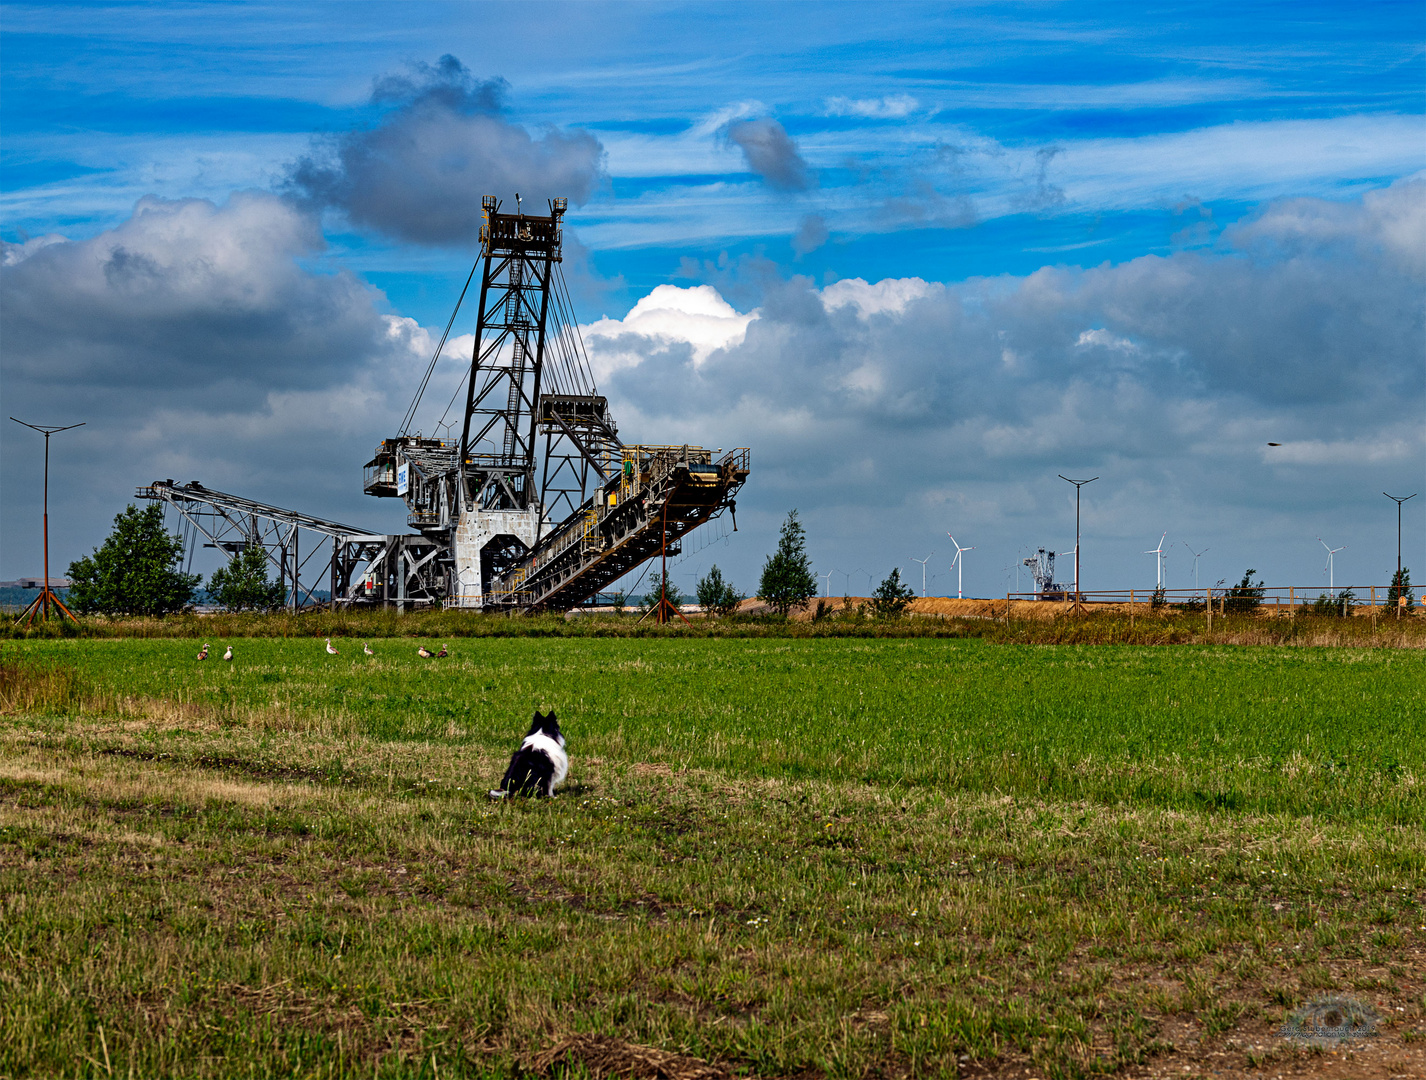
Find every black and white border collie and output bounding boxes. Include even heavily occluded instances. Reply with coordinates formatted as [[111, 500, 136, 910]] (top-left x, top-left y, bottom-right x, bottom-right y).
[[490, 711, 568, 798]]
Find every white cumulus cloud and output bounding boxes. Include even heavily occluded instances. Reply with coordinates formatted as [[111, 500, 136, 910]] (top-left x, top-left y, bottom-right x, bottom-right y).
[[821, 276, 938, 318], [582, 284, 757, 377]]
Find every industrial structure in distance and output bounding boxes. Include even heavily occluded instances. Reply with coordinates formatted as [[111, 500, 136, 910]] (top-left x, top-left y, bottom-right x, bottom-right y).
[[143, 196, 749, 612]]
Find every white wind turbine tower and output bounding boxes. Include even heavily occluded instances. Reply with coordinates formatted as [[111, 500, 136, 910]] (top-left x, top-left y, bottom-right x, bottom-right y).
[[948, 534, 975, 599], [1143, 533, 1167, 590], [1184, 543, 1209, 594], [911, 553, 933, 597], [1319, 538, 1345, 591], [820, 569, 837, 597]]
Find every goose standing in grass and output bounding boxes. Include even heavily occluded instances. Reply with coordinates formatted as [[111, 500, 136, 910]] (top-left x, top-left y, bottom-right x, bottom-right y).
[[418, 645, 433, 658], [363, 642, 374, 656], [436, 644, 448, 658], [222, 645, 233, 662], [197, 643, 209, 661], [325, 638, 339, 655]]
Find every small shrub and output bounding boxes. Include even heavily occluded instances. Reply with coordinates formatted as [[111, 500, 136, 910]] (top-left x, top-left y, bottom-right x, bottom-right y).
[[695, 564, 743, 617], [871, 568, 915, 619], [1310, 590, 1355, 618], [1387, 567, 1415, 610], [1223, 569, 1266, 614]]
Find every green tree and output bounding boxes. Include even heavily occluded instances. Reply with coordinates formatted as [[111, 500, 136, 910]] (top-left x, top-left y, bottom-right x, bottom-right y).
[[757, 509, 816, 616], [695, 564, 743, 617], [639, 569, 683, 612], [67, 504, 201, 616], [871, 567, 916, 618], [1223, 569, 1266, 614], [1387, 567, 1415, 610], [207, 544, 286, 612]]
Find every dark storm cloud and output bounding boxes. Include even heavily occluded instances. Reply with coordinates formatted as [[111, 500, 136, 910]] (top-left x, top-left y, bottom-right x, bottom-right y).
[[1, 193, 389, 400], [587, 181, 1424, 586], [286, 55, 605, 246], [726, 118, 815, 192], [0, 191, 426, 568]]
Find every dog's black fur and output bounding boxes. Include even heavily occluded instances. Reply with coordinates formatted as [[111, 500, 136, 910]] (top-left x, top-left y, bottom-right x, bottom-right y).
[[497, 711, 567, 797]]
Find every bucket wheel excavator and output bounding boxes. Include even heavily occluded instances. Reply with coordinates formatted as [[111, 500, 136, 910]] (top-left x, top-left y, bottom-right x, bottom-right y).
[[143, 196, 748, 613], [360, 195, 749, 611]]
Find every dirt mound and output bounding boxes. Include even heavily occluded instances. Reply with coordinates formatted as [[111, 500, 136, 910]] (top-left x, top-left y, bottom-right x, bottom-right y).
[[734, 595, 1071, 621]]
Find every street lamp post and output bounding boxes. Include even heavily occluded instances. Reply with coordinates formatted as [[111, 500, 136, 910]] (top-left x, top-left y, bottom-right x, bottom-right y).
[[1384, 492, 1417, 616], [10, 418, 85, 624], [1058, 474, 1099, 608], [1384, 492, 1417, 579]]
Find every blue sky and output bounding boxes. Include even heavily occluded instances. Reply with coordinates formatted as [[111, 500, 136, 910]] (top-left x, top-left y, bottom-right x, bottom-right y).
[[2, 2, 1423, 599]]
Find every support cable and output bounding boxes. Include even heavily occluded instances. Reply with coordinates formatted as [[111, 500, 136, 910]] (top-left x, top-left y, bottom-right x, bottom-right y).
[[436, 368, 472, 432], [400, 259, 479, 436]]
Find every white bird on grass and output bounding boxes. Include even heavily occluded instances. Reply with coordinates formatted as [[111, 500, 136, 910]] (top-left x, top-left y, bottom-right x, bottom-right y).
[[222, 645, 233, 662], [417, 645, 433, 658], [363, 642, 374, 656], [325, 638, 339, 655]]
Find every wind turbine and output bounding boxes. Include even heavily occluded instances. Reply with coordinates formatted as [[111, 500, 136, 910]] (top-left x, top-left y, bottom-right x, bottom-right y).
[[820, 569, 837, 597], [948, 534, 975, 599], [1319, 538, 1344, 591], [911, 553, 933, 597], [1143, 533, 1167, 589], [1183, 543, 1209, 593]]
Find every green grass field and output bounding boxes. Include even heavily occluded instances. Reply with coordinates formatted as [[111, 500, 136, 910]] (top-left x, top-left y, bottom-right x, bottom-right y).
[[2, 636, 1423, 1079]]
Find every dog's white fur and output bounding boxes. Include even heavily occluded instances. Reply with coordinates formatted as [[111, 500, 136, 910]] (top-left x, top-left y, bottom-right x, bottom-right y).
[[521, 731, 569, 788]]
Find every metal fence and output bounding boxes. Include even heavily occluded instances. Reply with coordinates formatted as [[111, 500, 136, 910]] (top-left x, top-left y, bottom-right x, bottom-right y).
[[1004, 585, 1417, 615]]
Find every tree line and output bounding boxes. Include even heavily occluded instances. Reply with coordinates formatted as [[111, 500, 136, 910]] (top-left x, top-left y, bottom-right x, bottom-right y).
[[53, 503, 1419, 619]]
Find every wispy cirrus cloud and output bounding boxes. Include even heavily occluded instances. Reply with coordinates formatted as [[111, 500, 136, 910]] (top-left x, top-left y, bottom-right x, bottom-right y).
[[824, 93, 919, 118]]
